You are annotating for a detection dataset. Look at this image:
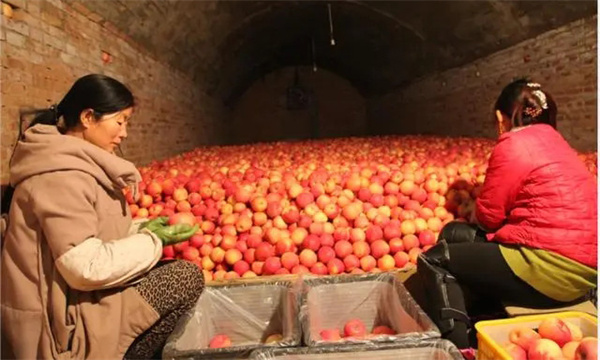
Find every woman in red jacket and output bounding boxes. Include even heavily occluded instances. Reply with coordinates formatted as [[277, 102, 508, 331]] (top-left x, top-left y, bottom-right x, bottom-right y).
[[412, 79, 597, 349]]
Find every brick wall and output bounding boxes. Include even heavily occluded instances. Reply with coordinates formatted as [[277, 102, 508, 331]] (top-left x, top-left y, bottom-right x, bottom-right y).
[[1, 0, 225, 184], [228, 66, 366, 144], [367, 16, 597, 152]]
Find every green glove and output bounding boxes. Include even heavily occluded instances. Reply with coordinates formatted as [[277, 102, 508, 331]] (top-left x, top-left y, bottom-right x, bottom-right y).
[[140, 217, 169, 233], [152, 224, 199, 246]]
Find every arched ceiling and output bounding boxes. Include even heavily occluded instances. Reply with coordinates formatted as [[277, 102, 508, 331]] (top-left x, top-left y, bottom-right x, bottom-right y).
[[73, 0, 596, 106]]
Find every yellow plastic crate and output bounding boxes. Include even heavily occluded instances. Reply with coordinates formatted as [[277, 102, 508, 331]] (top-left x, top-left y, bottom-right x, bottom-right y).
[[475, 311, 598, 360]]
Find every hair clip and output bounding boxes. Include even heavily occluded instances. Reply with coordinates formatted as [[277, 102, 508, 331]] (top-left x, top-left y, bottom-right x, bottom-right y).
[[527, 82, 542, 88], [523, 107, 543, 118], [48, 104, 60, 122], [531, 90, 548, 109]]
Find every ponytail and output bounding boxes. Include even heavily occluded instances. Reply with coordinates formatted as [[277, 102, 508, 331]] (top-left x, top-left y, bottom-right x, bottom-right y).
[[2, 104, 62, 215], [25, 104, 61, 128]]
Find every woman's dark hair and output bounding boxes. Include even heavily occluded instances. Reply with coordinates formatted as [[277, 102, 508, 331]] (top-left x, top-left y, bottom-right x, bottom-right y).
[[26, 73, 134, 130], [2, 74, 134, 215], [494, 78, 557, 129]]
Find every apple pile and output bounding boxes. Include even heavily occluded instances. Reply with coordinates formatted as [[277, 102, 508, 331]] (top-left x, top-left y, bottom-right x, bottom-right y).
[[503, 317, 597, 360], [124, 136, 598, 282], [319, 319, 396, 341], [208, 333, 283, 348]]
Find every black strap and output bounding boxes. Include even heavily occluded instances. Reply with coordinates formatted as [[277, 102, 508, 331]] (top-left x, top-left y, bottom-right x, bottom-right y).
[[440, 307, 472, 328]]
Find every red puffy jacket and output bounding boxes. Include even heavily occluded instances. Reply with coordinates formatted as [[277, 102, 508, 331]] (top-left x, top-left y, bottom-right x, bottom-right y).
[[476, 124, 597, 268]]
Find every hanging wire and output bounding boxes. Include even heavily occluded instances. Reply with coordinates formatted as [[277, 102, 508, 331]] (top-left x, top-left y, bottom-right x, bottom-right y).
[[311, 37, 317, 72], [328, 3, 335, 46]]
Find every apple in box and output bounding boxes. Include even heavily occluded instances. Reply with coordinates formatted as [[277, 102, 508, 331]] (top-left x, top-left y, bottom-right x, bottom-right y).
[[538, 318, 573, 347], [528, 339, 563, 360], [208, 334, 231, 348], [372, 325, 396, 335], [344, 319, 367, 338], [509, 326, 541, 351], [264, 333, 283, 344], [563, 341, 581, 360], [575, 337, 598, 360], [502, 343, 527, 360], [320, 328, 341, 341]]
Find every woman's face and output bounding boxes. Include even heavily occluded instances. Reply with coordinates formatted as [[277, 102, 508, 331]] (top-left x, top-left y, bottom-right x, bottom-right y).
[[81, 107, 133, 153]]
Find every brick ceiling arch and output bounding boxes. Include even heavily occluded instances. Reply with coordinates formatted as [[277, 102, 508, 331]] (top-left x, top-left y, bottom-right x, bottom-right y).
[[74, 0, 596, 106]]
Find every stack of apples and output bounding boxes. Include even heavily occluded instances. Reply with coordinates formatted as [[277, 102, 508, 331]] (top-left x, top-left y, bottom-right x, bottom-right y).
[[124, 136, 597, 281], [319, 319, 396, 341], [504, 317, 597, 360]]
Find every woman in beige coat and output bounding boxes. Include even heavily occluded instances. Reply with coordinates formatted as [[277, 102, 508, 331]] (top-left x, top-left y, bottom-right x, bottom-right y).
[[1, 74, 204, 359]]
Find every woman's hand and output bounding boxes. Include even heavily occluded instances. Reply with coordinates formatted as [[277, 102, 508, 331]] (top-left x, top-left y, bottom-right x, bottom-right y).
[[140, 217, 198, 245], [140, 216, 168, 232], [152, 224, 199, 245]]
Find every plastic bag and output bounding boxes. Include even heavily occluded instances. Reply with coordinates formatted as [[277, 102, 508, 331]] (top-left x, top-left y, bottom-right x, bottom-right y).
[[249, 338, 463, 360], [299, 272, 440, 346], [162, 278, 303, 360]]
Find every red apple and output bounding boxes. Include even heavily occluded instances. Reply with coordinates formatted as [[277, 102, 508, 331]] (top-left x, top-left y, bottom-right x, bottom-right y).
[[320, 328, 342, 341], [538, 318, 573, 347], [377, 254, 395, 271], [327, 258, 345, 275], [353, 241, 371, 258], [372, 325, 396, 335], [393, 251, 409, 268], [334, 240, 353, 259], [360, 255, 376, 272], [502, 343, 527, 360], [563, 341, 581, 360], [169, 212, 196, 226], [209, 334, 231, 348], [317, 246, 336, 264], [343, 254, 360, 271], [224, 249, 242, 265], [528, 339, 563, 360], [163, 245, 175, 258], [233, 260, 250, 276], [281, 252, 299, 270], [182, 247, 200, 261], [255, 242, 275, 261], [575, 337, 598, 360], [310, 262, 328, 275], [388, 238, 404, 253], [509, 326, 542, 351], [344, 319, 367, 338], [299, 249, 318, 268], [370, 240, 390, 259]]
